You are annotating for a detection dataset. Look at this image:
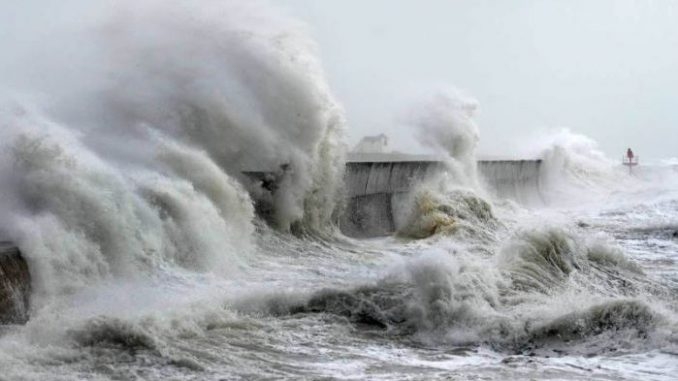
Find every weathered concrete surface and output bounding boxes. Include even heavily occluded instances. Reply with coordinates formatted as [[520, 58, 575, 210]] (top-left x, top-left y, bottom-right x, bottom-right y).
[[0, 242, 30, 324], [477, 160, 544, 205], [344, 161, 446, 197], [240, 156, 543, 237], [340, 157, 543, 237], [340, 160, 445, 238]]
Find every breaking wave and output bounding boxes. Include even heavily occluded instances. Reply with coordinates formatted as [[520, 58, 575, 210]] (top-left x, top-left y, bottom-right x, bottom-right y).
[[396, 187, 497, 241], [394, 89, 496, 240], [0, 0, 345, 301], [263, 227, 676, 355]]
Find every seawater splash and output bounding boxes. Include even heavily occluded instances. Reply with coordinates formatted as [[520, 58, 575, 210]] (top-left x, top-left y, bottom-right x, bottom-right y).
[[0, 103, 255, 299], [272, 226, 675, 355], [396, 89, 494, 239], [396, 188, 497, 241], [406, 89, 480, 188], [0, 0, 345, 300], [521, 129, 631, 205], [5, 0, 345, 231]]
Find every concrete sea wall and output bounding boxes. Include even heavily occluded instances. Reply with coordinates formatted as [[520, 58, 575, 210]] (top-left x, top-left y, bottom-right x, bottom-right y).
[[340, 160, 445, 237], [477, 160, 543, 205], [340, 158, 542, 237]]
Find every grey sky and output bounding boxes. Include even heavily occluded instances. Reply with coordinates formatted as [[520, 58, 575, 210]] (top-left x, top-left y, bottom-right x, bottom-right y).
[[1, 1, 676, 160], [277, 0, 678, 160]]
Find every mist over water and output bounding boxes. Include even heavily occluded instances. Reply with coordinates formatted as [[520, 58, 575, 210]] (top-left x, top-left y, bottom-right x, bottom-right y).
[[1, 1, 677, 380]]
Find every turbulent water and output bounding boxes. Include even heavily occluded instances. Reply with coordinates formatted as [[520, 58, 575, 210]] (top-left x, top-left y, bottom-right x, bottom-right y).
[[1, 2, 677, 380]]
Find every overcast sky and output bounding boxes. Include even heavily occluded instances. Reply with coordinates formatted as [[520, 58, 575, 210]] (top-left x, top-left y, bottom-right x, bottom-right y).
[[1, 1, 676, 160], [278, 0, 678, 160]]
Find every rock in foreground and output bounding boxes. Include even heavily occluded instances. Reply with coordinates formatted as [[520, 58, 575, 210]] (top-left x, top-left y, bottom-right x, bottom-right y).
[[0, 242, 30, 324]]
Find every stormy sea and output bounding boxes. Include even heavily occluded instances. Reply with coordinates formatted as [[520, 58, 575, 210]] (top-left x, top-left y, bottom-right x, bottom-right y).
[[0, 1, 676, 380]]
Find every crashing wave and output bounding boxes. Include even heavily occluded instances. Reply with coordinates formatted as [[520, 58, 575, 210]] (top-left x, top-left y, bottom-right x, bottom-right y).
[[396, 188, 496, 240], [263, 227, 672, 356], [0, 0, 345, 301]]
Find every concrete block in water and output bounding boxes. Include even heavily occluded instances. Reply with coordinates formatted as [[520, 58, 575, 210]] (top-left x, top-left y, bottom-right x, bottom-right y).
[[0, 242, 31, 324]]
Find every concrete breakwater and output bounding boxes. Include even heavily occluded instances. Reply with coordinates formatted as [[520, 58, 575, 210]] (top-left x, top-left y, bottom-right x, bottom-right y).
[[340, 159, 445, 237], [242, 154, 543, 236], [0, 242, 30, 324], [340, 154, 543, 237], [477, 159, 543, 205]]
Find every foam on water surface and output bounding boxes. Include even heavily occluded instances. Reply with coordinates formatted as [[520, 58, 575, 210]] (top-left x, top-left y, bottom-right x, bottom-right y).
[[0, 1, 677, 380]]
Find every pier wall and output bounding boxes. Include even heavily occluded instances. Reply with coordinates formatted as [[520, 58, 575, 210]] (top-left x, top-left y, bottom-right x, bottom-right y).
[[340, 158, 542, 237]]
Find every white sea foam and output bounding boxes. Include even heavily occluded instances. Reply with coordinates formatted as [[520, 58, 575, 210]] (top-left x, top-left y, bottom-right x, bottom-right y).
[[0, 1, 677, 380]]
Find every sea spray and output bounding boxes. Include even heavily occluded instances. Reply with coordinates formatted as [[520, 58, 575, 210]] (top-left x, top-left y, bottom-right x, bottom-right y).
[[2, 0, 345, 233], [0, 108, 254, 297], [272, 226, 672, 355], [520, 129, 638, 205], [0, 0, 346, 301], [396, 89, 493, 239], [396, 188, 497, 241], [406, 89, 481, 188]]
